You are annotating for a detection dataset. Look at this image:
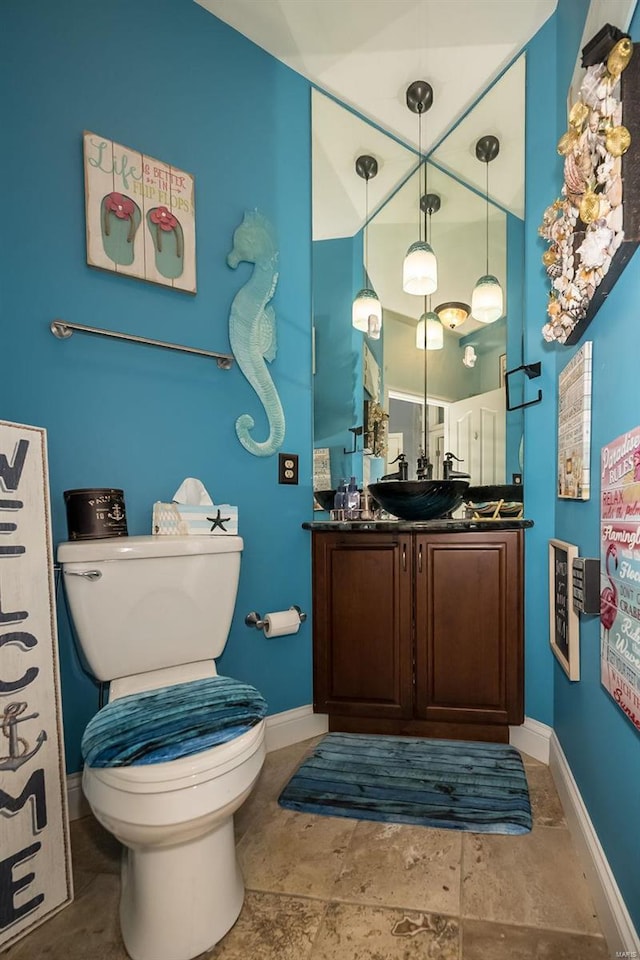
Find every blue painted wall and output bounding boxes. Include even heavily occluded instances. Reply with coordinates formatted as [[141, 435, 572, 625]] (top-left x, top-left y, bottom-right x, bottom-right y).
[[523, 11, 565, 726], [0, 0, 313, 773], [313, 235, 364, 486], [525, 0, 640, 931], [550, 5, 640, 931], [506, 213, 525, 480]]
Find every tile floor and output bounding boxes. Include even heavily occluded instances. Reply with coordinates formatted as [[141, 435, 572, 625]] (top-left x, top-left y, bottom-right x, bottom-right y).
[[3, 738, 610, 960]]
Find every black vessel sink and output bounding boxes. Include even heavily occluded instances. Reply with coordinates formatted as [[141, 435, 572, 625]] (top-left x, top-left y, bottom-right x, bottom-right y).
[[368, 479, 469, 521], [314, 489, 336, 511]]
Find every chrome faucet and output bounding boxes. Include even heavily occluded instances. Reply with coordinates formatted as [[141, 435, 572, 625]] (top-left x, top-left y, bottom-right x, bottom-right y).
[[380, 453, 408, 481], [443, 452, 470, 480]]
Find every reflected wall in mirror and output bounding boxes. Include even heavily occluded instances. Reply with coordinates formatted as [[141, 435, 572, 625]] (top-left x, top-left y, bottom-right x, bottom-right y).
[[312, 57, 526, 510]]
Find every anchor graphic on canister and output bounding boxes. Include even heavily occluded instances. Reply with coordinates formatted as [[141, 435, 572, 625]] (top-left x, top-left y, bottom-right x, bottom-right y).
[[0, 701, 47, 771]]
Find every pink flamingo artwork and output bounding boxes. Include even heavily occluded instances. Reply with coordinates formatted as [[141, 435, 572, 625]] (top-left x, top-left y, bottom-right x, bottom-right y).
[[601, 542, 619, 637]]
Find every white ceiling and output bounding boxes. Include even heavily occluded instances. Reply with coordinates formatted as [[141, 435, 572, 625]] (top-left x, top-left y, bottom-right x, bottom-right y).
[[197, 0, 556, 155], [196, 0, 551, 342]]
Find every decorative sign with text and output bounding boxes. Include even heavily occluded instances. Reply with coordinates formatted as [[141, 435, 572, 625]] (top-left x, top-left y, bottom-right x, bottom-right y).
[[549, 538, 580, 680], [0, 422, 73, 950], [558, 341, 592, 500], [84, 131, 196, 293], [600, 426, 640, 733]]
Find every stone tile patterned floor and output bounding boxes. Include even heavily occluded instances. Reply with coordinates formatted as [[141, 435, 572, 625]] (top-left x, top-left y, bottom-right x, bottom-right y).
[[3, 737, 609, 960]]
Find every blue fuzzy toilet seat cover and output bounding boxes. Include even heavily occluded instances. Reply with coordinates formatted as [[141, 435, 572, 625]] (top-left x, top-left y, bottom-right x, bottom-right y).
[[81, 675, 267, 768]]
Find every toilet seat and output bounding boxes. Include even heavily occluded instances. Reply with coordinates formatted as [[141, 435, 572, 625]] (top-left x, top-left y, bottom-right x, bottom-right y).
[[82, 675, 267, 768], [86, 719, 266, 794]]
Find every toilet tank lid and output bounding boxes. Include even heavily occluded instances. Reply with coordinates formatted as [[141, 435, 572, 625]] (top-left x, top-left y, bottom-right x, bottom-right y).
[[57, 534, 244, 563]]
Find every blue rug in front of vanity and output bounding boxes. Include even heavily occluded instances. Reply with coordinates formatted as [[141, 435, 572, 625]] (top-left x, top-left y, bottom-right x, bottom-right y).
[[278, 733, 531, 835]]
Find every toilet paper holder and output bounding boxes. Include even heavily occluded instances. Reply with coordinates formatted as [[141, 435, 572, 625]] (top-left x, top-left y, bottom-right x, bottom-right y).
[[245, 605, 307, 631]]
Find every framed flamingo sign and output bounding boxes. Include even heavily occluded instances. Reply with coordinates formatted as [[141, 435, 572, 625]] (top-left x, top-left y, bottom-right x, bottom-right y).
[[83, 132, 196, 293], [600, 426, 640, 732], [549, 539, 580, 680]]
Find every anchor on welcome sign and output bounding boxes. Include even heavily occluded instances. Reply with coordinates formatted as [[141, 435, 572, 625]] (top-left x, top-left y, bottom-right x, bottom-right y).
[[0, 701, 47, 771]]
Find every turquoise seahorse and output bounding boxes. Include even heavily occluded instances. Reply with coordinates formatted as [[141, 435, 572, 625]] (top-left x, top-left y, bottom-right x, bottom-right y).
[[227, 210, 285, 457]]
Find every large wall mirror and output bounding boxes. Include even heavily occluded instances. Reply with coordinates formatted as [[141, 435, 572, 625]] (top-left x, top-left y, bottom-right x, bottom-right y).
[[312, 56, 526, 506]]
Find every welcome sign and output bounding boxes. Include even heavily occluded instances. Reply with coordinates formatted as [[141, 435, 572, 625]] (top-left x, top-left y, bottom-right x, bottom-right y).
[[0, 422, 73, 949]]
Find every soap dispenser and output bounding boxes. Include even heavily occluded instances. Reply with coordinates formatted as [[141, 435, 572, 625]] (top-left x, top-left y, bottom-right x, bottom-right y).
[[334, 480, 347, 512], [346, 476, 360, 519]]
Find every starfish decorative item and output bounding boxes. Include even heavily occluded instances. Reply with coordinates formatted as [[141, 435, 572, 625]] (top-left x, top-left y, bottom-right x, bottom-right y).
[[207, 509, 231, 532]]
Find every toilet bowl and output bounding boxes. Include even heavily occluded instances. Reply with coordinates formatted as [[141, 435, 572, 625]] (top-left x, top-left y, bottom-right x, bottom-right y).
[[58, 535, 266, 960]]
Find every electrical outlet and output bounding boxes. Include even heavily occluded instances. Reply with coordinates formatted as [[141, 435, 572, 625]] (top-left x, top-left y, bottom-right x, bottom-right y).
[[278, 453, 299, 485]]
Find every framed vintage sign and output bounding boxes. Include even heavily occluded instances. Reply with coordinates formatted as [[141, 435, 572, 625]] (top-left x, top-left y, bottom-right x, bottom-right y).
[[83, 131, 196, 293], [549, 538, 580, 680], [0, 421, 73, 950]]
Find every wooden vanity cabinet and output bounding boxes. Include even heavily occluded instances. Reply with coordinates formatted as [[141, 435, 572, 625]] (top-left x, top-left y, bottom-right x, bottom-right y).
[[312, 529, 524, 743], [312, 531, 414, 720]]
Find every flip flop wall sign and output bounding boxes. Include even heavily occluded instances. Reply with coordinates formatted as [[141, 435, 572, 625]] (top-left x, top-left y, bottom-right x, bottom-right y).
[[83, 132, 196, 293]]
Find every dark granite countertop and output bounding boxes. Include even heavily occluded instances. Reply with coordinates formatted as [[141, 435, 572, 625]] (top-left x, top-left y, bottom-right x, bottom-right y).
[[302, 518, 533, 532]]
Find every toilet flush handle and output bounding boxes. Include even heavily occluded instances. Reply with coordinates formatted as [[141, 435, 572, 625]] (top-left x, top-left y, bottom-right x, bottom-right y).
[[64, 569, 102, 581]]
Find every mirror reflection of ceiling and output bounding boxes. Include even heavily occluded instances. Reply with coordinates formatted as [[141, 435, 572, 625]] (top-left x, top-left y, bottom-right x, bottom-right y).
[[312, 91, 416, 241], [312, 50, 524, 243], [197, 0, 555, 159], [367, 163, 506, 329]]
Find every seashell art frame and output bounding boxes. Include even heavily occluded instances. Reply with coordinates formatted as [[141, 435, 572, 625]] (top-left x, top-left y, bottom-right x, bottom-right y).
[[540, 29, 639, 346]]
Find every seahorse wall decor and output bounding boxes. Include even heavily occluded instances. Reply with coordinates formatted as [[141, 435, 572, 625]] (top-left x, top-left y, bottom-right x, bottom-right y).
[[227, 210, 286, 457]]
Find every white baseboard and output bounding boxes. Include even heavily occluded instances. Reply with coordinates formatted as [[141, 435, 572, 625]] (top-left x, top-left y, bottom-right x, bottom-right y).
[[67, 705, 328, 820], [509, 716, 552, 763], [265, 704, 328, 753], [550, 732, 639, 956], [66, 772, 90, 822]]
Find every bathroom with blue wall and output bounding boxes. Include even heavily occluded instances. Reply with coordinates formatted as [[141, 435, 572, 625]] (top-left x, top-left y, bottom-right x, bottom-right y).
[[0, 0, 313, 773], [2, 0, 639, 939]]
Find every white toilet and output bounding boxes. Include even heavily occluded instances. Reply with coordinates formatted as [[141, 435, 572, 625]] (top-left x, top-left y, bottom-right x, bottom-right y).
[[58, 535, 266, 960]]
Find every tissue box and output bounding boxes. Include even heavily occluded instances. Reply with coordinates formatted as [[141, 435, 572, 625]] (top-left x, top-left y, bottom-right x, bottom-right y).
[[152, 502, 238, 536]]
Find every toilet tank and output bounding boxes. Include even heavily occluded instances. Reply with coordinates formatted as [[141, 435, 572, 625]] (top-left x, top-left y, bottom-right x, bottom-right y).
[[58, 535, 243, 682]]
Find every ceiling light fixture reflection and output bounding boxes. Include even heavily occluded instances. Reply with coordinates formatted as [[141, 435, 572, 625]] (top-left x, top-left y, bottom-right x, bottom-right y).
[[471, 135, 503, 324], [402, 80, 437, 296], [352, 154, 382, 338], [435, 301, 471, 330]]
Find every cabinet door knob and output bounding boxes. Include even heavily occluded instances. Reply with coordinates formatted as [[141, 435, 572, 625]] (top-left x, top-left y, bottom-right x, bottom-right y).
[[402, 544, 407, 571], [418, 544, 423, 573]]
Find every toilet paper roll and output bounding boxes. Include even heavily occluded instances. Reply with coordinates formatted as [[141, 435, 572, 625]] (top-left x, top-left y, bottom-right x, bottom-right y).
[[263, 610, 300, 638]]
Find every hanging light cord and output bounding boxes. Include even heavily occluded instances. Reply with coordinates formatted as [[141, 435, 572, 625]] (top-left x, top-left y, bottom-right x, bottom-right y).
[[485, 159, 489, 276], [363, 173, 369, 289], [423, 206, 432, 462], [418, 109, 423, 243]]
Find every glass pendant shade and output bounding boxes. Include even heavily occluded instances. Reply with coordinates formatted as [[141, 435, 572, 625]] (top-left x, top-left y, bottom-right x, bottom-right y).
[[416, 311, 443, 350], [471, 274, 503, 323], [352, 287, 382, 333], [403, 241, 438, 295]]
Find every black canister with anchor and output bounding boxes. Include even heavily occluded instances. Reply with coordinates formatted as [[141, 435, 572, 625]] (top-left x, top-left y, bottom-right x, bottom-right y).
[[63, 488, 128, 540]]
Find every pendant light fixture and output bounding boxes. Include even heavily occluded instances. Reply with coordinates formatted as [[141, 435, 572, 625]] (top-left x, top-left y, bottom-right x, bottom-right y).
[[415, 193, 443, 350], [471, 135, 503, 324], [352, 154, 382, 338], [403, 80, 437, 296]]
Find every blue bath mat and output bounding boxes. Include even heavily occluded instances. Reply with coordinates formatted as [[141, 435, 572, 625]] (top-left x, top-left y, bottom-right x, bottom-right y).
[[278, 733, 531, 835]]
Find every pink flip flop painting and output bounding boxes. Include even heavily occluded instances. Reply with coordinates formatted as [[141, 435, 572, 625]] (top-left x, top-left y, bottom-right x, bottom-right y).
[[84, 131, 196, 292]]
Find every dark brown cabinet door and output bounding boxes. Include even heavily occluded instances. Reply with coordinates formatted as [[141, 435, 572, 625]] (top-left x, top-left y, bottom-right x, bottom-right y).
[[313, 532, 414, 719], [414, 531, 524, 727]]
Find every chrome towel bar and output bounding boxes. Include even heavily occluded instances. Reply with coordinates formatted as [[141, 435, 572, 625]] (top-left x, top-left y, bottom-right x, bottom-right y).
[[50, 319, 234, 370]]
